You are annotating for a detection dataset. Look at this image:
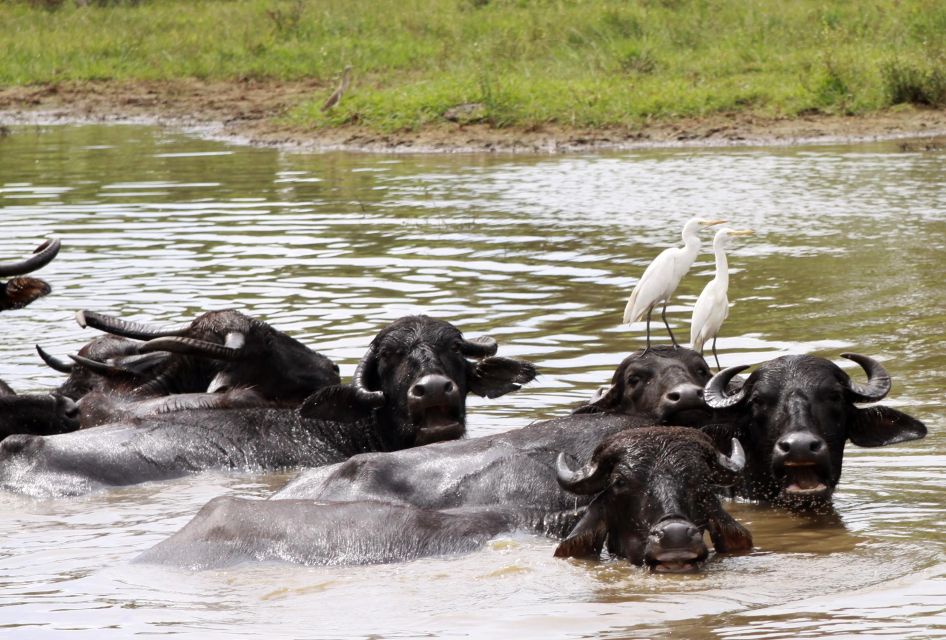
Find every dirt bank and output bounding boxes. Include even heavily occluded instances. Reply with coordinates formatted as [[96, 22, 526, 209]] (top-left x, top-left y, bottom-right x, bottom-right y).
[[2, 80, 946, 153]]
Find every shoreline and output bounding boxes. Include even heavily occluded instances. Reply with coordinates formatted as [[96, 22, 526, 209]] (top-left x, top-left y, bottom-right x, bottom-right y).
[[3, 80, 946, 154]]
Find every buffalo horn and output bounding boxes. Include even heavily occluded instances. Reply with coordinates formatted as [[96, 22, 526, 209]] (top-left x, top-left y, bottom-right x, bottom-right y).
[[704, 365, 751, 409], [36, 345, 74, 373], [459, 336, 498, 358], [716, 438, 746, 473], [68, 354, 127, 377], [841, 352, 891, 402], [138, 334, 244, 361], [0, 238, 61, 277], [555, 452, 611, 495], [352, 345, 385, 406], [75, 310, 191, 340]]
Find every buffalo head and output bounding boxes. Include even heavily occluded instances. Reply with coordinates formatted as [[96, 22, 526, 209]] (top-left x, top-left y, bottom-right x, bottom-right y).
[[0, 238, 60, 311], [302, 315, 536, 448], [573, 346, 713, 424], [36, 335, 156, 401], [73, 309, 340, 403], [554, 426, 752, 572], [704, 353, 927, 506], [0, 381, 80, 440]]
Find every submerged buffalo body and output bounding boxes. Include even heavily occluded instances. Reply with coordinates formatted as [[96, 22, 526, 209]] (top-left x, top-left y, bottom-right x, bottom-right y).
[[704, 353, 927, 506], [142, 428, 750, 571], [0, 238, 60, 311], [0, 316, 534, 496], [275, 346, 715, 511]]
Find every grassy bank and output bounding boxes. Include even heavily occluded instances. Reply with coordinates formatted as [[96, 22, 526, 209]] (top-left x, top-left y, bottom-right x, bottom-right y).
[[3, 0, 946, 133]]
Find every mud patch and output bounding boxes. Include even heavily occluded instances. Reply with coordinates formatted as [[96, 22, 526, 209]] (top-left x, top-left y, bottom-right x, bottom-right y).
[[2, 80, 946, 153]]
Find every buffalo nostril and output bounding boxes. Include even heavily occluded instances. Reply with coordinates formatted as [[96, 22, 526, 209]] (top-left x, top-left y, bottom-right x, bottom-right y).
[[696, 389, 704, 398], [777, 441, 791, 453], [687, 527, 699, 538], [411, 384, 426, 398], [810, 440, 823, 452], [444, 381, 454, 393], [666, 392, 681, 402]]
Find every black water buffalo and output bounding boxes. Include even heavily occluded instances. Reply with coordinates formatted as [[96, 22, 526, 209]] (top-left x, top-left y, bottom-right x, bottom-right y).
[[73, 309, 340, 402], [703, 353, 927, 507], [0, 238, 60, 311], [274, 346, 715, 511], [553, 427, 751, 571], [36, 335, 159, 401], [139, 428, 750, 571], [0, 381, 79, 441], [0, 316, 535, 496]]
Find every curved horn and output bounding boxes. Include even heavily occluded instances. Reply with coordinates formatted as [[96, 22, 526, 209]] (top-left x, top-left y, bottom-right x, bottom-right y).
[[138, 335, 243, 361], [716, 438, 746, 473], [68, 354, 128, 378], [0, 238, 61, 277], [36, 345, 74, 373], [841, 353, 891, 402], [555, 452, 611, 495], [352, 346, 385, 406], [76, 310, 191, 340], [459, 335, 498, 358], [704, 365, 751, 409]]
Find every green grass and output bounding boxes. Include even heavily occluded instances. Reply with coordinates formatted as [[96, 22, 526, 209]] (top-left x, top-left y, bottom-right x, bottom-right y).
[[3, 0, 946, 132]]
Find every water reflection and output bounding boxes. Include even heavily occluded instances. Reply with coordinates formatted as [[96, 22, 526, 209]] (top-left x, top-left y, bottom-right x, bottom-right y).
[[0, 124, 943, 638]]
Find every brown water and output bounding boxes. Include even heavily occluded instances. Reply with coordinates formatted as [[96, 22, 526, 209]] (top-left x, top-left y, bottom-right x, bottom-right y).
[[0, 124, 944, 638]]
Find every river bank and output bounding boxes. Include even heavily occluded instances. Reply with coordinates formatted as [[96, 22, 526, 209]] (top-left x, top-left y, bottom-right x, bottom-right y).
[[3, 80, 946, 153]]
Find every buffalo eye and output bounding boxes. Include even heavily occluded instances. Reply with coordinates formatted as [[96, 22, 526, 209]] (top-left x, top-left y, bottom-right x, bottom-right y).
[[697, 367, 710, 377], [451, 341, 462, 353], [626, 376, 641, 387]]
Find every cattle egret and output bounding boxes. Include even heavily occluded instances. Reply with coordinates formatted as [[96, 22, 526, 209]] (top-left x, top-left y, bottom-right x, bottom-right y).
[[623, 218, 725, 348], [689, 228, 753, 369]]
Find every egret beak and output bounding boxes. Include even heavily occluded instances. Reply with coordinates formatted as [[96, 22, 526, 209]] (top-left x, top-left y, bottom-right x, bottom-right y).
[[697, 219, 727, 227], [728, 229, 754, 236]]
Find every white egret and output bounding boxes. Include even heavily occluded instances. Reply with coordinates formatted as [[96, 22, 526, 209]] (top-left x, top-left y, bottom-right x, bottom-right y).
[[689, 227, 753, 369], [623, 217, 726, 348]]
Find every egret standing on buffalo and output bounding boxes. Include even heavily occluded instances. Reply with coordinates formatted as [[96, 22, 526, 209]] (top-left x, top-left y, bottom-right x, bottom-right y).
[[689, 227, 753, 369], [623, 218, 725, 348]]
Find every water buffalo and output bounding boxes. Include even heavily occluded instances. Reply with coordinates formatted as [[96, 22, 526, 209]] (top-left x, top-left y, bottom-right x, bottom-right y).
[[139, 428, 750, 571], [0, 238, 60, 311], [36, 335, 161, 401], [73, 309, 340, 402], [0, 381, 79, 441], [274, 345, 716, 511], [553, 427, 752, 572], [0, 316, 535, 496], [703, 353, 927, 507]]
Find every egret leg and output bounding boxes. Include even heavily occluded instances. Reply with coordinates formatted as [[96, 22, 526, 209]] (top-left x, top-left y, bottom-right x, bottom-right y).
[[711, 336, 721, 371], [660, 300, 679, 348], [643, 307, 654, 352]]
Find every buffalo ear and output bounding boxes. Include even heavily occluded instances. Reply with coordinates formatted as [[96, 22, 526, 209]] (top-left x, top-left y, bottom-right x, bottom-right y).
[[572, 383, 624, 415], [299, 385, 375, 423], [707, 511, 753, 554], [467, 357, 536, 399], [848, 405, 927, 448], [553, 504, 607, 559], [1, 277, 52, 310]]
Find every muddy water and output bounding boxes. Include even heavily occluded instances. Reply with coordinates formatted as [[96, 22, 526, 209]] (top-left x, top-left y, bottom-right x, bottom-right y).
[[0, 124, 943, 638]]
